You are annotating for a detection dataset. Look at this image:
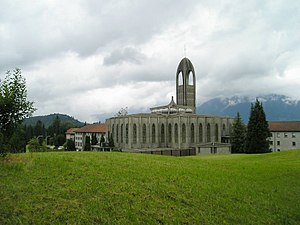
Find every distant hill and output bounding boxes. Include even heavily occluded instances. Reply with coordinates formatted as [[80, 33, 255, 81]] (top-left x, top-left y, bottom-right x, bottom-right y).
[[23, 113, 84, 128], [197, 94, 300, 122]]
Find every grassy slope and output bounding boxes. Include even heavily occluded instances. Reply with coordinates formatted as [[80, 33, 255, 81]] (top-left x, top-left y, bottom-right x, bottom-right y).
[[0, 151, 299, 224]]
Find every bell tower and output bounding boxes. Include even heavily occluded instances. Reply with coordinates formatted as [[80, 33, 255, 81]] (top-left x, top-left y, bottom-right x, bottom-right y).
[[176, 57, 196, 113]]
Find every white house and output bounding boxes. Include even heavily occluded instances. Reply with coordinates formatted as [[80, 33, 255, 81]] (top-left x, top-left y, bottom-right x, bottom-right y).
[[73, 124, 107, 150], [269, 121, 300, 152]]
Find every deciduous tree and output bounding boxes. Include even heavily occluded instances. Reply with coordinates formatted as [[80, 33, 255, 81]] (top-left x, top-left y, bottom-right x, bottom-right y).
[[0, 69, 35, 154]]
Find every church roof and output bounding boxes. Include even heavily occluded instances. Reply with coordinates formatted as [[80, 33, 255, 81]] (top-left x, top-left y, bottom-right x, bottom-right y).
[[150, 96, 193, 114], [177, 57, 195, 73]]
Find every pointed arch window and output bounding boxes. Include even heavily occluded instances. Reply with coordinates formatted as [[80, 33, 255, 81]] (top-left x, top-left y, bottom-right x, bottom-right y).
[[207, 123, 211, 142], [161, 124, 165, 143], [199, 123, 203, 143], [168, 123, 172, 143], [142, 124, 146, 144], [133, 124, 137, 144], [182, 123, 186, 143], [152, 124, 156, 143], [215, 124, 219, 142], [175, 123, 178, 143], [121, 124, 123, 143], [125, 124, 129, 144], [191, 123, 195, 143]]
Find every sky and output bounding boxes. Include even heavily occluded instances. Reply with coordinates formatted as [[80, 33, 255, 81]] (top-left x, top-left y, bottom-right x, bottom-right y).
[[1, 0, 299, 122]]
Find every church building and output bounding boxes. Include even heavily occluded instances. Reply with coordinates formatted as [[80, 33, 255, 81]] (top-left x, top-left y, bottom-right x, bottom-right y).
[[106, 58, 234, 155]]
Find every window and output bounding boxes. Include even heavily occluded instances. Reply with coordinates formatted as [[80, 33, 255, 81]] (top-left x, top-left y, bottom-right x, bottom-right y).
[[207, 123, 211, 142], [116, 124, 119, 142], [175, 123, 178, 143], [269, 141, 273, 145], [292, 142, 296, 146], [199, 123, 203, 143], [161, 124, 165, 143], [215, 124, 218, 142], [284, 133, 288, 138], [133, 124, 137, 144], [182, 123, 186, 143], [152, 124, 156, 143], [121, 124, 123, 143], [125, 124, 129, 144], [270, 133, 273, 137], [168, 124, 172, 143], [277, 141, 280, 146], [277, 133, 280, 138], [142, 124, 146, 144], [292, 133, 296, 138], [191, 123, 195, 143]]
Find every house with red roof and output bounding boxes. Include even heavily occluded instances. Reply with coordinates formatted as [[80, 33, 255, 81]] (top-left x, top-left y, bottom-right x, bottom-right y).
[[68, 123, 107, 151]]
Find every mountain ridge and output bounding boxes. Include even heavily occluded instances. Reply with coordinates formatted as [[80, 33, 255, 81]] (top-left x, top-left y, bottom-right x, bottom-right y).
[[197, 94, 300, 122], [23, 113, 84, 128]]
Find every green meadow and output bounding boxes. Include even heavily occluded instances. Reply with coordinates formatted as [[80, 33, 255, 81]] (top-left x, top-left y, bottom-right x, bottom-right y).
[[1, 150, 299, 224]]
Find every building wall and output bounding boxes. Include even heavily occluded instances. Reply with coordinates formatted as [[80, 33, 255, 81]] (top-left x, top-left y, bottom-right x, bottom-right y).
[[74, 132, 106, 150], [106, 113, 234, 152], [269, 131, 300, 152]]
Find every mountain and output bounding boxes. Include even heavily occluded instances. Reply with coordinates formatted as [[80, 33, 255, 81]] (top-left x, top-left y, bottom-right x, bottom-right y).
[[23, 113, 84, 128], [197, 94, 300, 122]]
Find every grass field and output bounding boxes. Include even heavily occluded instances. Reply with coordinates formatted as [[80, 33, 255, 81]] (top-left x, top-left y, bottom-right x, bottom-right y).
[[1, 150, 299, 224]]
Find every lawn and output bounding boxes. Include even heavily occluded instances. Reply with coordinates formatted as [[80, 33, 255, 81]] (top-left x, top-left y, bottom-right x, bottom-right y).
[[1, 150, 299, 224]]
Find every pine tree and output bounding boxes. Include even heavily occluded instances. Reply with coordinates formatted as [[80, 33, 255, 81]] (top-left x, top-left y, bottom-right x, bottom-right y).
[[245, 99, 270, 153], [84, 136, 91, 151], [231, 112, 246, 153]]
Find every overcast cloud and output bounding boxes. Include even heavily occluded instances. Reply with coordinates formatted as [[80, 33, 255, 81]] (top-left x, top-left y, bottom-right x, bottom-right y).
[[0, 0, 299, 122]]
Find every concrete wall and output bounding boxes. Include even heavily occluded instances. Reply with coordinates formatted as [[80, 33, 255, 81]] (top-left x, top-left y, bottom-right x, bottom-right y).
[[106, 113, 234, 152], [269, 131, 300, 151]]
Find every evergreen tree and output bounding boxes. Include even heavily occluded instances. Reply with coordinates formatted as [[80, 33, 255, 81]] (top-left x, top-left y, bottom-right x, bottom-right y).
[[64, 139, 75, 151], [108, 133, 114, 148], [231, 112, 246, 153], [91, 133, 97, 145], [84, 136, 91, 151], [99, 134, 105, 147], [245, 99, 271, 153]]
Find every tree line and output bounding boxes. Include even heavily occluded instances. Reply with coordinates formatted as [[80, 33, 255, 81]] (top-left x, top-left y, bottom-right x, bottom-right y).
[[1, 68, 271, 155]]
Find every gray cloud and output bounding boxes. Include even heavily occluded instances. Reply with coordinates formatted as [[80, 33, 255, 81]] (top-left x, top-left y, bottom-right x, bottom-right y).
[[0, 0, 299, 122], [103, 47, 146, 66]]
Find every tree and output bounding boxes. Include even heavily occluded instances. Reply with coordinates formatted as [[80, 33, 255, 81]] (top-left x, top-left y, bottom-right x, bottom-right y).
[[245, 99, 271, 153], [53, 134, 65, 148], [27, 138, 47, 152], [91, 133, 97, 145], [64, 139, 76, 151], [108, 133, 114, 148], [231, 112, 246, 153], [84, 136, 91, 151], [0, 68, 35, 154], [99, 134, 105, 147]]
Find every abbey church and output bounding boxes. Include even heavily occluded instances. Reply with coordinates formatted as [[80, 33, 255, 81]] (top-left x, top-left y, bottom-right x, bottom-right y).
[[106, 58, 234, 155]]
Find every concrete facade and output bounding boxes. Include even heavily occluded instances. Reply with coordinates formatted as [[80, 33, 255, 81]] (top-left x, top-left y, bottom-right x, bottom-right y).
[[106, 113, 233, 152], [268, 121, 300, 152], [106, 57, 234, 154]]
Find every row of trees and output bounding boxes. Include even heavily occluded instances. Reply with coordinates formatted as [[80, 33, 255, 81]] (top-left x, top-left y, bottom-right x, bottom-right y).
[[231, 99, 271, 153]]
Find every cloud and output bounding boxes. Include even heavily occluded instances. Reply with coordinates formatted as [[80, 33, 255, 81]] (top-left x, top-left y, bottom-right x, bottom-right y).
[[0, 0, 299, 122], [103, 47, 146, 66]]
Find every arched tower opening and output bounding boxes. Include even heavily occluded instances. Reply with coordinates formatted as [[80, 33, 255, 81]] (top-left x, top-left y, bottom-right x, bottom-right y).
[[176, 57, 196, 113]]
